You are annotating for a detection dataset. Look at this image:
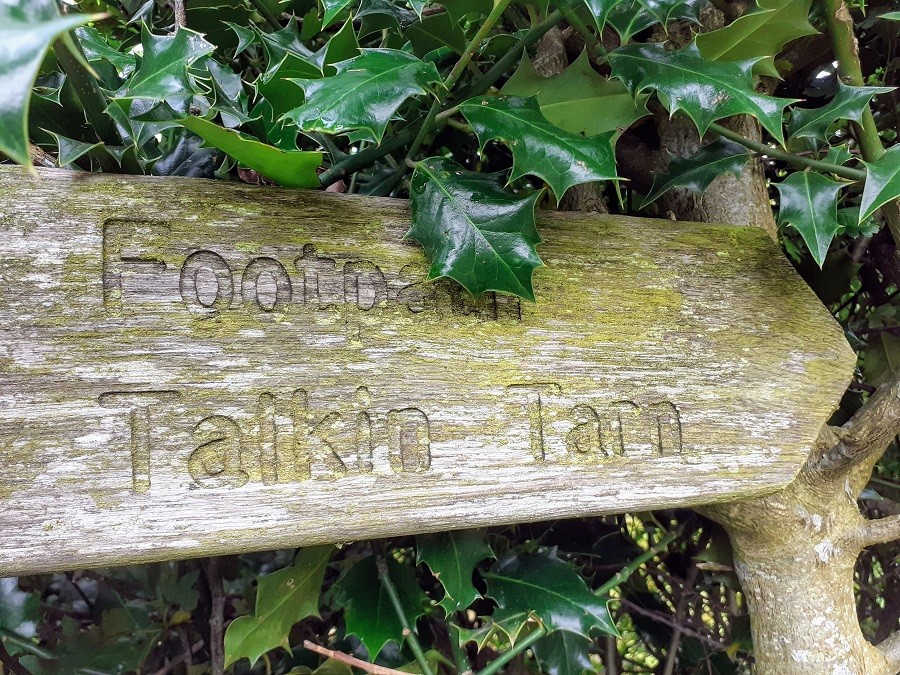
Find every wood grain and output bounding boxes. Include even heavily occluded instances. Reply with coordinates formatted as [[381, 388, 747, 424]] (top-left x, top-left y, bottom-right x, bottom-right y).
[[0, 167, 854, 576]]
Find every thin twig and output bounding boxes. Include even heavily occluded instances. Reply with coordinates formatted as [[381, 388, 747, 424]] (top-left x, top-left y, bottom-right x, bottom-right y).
[[0, 638, 33, 675], [303, 641, 409, 675], [171, 0, 186, 28], [661, 566, 700, 675], [205, 557, 225, 675], [376, 556, 436, 675], [617, 599, 730, 652]]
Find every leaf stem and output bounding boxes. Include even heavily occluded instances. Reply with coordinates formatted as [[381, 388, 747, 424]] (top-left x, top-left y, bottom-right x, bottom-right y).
[[475, 626, 547, 675], [376, 556, 436, 675], [595, 528, 680, 597], [445, 0, 514, 91], [557, 2, 607, 63], [707, 122, 866, 181], [821, 0, 900, 242], [248, 0, 282, 31]]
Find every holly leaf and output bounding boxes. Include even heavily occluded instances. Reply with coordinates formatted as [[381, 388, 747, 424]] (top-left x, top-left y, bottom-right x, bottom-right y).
[[44, 130, 102, 167], [283, 49, 441, 142], [407, 157, 542, 301], [76, 25, 136, 77], [114, 25, 214, 102], [322, 0, 354, 27], [775, 171, 844, 267], [531, 630, 594, 675], [417, 529, 494, 614], [696, 0, 818, 77], [0, 0, 100, 165], [640, 137, 750, 207], [581, 0, 626, 30], [501, 51, 650, 136], [607, 0, 702, 43], [860, 145, 900, 223], [608, 42, 795, 144], [224, 546, 331, 667], [484, 548, 617, 638], [788, 81, 894, 141], [460, 95, 618, 201], [837, 207, 878, 238], [178, 116, 321, 187], [453, 612, 534, 650], [333, 556, 427, 659]]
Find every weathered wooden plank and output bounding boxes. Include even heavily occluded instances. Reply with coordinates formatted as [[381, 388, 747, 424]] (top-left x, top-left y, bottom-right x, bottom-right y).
[[0, 167, 853, 576]]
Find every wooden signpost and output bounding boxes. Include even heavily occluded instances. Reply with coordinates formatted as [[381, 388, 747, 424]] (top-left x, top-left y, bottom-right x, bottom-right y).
[[0, 167, 854, 576]]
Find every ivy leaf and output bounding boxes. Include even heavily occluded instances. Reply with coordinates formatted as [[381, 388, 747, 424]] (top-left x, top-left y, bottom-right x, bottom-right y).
[[788, 81, 894, 141], [0, 0, 99, 165], [407, 157, 543, 301], [860, 146, 900, 223], [460, 95, 618, 200], [224, 546, 331, 668], [696, 0, 818, 77], [417, 529, 494, 614], [531, 630, 594, 675], [484, 548, 617, 638], [333, 556, 427, 659], [775, 171, 844, 267], [608, 42, 795, 144], [283, 49, 441, 142], [114, 25, 214, 102], [640, 137, 750, 207], [178, 116, 321, 187], [501, 51, 650, 136]]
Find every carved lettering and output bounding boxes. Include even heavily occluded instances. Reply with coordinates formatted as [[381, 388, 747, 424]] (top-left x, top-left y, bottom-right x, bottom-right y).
[[295, 244, 343, 307], [387, 408, 431, 472], [647, 401, 683, 455], [506, 383, 561, 461], [189, 415, 248, 488], [566, 404, 601, 456], [344, 261, 387, 310], [242, 257, 291, 311], [102, 218, 168, 314], [98, 390, 180, 492], [180, 251, 233, 310]]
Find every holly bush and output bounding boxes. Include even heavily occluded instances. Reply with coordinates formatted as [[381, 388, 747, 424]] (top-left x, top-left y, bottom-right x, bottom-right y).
[[0, 0, 898, 673]]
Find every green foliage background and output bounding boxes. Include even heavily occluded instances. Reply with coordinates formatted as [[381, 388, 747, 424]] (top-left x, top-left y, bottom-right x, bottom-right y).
[[0, 0, 898, 672]]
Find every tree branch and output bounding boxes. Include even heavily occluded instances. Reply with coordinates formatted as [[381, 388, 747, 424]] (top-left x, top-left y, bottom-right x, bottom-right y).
[[303, 641, 410, 675], [846, 514, 900, 549], [205, 557, 225, 675], [805, 366, 900, 479], [876, 631, 900, 671]]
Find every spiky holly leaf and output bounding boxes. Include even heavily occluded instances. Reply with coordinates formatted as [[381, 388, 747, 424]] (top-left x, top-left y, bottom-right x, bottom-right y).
[[460, 95, 618, 200], [788, 81, 894, 141], [501, 51, 650, 136], [407, 157, 543, 301], [453, 612, 534, 650], [581, 0, 625, 30], [484, 548, 617, 638], [606, 0, 701, 43], [860, 145, 900, 224], [224, 546, 331, 667], [179, 116, 321, 187], [0, 0, 99, 165], [417, 529, 494, 614], [333, 556, 427, 659], [641, 137, 750, 207], [283, 49, 441, 142], [609, 42, 794, 144], [114, 25, 214, 103], [532, 630, 594, 675], [696, 0, 818, 77], [43, 131, 102, 167], [775, 171, 844, 267], [322, 0, 354, 27]]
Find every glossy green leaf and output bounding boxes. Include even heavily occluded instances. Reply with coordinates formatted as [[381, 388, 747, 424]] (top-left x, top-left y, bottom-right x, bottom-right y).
[[322, 0, 354, 26], [114, 25, 214, 102], [442, 0, 493, 23], [860, 145, 900, 223], [283, 49, 441, 142], [606, 0, 701, 43], [837, 206, 878, 238], [333, 556, 427, 659], [641, 137, 750, 207], [460, 95, 618, 200], [775, 171, 844, 267], [788, 81, 894, 141], [581, 0, 625, 30], [484, 548, 617, 638], [224, 546, 331, 667], [879, 10, 900, 20], [453, 612, 533, 650], [609, 42, 794, 144], [405, 11, 467, 55], [532, 630, 594, 675], [417, 529, 494, 614], [502, 51, 650, 136], [0, 0, 99, 165], [407, 157, 543, 301], [44, 130, 102, 167], [696, 0, 817, 77], [76, 25, 136, 77], [325, 18, 360, 65], [179, 116, 321, 187]]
